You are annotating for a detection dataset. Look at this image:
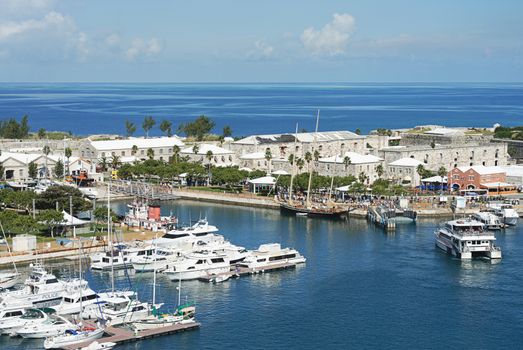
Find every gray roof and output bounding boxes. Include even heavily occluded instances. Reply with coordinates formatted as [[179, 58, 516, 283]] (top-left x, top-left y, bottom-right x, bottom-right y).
[[234, 131, 363, 145]]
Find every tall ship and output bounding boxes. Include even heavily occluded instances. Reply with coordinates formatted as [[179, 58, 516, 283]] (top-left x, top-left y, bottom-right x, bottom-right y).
[[434, 219, 502, 259]]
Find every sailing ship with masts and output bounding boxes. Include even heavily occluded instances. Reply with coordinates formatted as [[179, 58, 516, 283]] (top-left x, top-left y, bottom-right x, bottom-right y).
[[278, 110, 348, 218]]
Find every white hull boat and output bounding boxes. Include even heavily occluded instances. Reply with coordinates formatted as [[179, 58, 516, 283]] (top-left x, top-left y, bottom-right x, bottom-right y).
[[16, 315, 76, 339], [165, 253, 230, 281], [44, 326, 105, 349], [0, 272, 21, 290], [237, 243, 306, 270]]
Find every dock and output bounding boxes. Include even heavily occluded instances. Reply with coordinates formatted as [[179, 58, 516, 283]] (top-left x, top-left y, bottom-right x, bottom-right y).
[[367, 206, 396, 231], [110, 180, 180, 201], [197, 262, 299, 282], [61, 321, 200, 349]]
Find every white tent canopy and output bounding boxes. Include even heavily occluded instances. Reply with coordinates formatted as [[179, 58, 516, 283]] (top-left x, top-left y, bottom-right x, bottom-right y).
[[421, 175, 447, 183], [60, 211, 90, 226], [248, 176, 276, 185], [272, 170, 290, 175]]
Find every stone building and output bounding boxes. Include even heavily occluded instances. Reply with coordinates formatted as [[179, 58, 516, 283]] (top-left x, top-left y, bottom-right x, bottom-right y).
[[317, 152, 383, 184], [180, 144, 236, 167], [231, 131, 365, 162], [86, 137, 185, 162], [386, 157, 425, 187]]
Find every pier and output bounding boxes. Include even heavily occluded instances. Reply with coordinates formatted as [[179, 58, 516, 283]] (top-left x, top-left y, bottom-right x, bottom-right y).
[[367, 206, 396, 231], [61, 321, 200, 349], [110, 180, 181, 201], [198, 262, 300, 283]]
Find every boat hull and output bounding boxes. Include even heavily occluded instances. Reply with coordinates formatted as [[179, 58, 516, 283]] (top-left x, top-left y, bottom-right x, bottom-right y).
[[166, 266, 230, 281], [279, 203, 347, 219]]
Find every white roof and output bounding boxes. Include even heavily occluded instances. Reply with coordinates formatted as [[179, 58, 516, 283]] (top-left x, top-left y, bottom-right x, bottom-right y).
[[480, 182, 515, 188], [500, 166, 523, 177], [424, 128, 463, 136], [335, 185, 351, 191], [319, 152, 382, 164], [234, 130, 363, 145], [239, 167, 253, 172], [90, 137, 184, 151], [239, 152, 265, 160], [457, 165, 504, 175], [389, 158, 424, 167], [272, 170, 290, 175], [421, 175, 447, 183], [248, 176, 276, 185], [0, 152, 42, 164], [181, 144, 233, 155]]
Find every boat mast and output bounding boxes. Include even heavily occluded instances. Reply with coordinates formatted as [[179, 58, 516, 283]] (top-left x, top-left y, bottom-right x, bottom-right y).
[[0, 222, 18, 274], [306, 110, 320, 209], [152, 231, 158, 307], [108, 180, 114, 294], [177, 272, 182, 307], [288, 122, 299, 205], [78, 233, 83, 315]]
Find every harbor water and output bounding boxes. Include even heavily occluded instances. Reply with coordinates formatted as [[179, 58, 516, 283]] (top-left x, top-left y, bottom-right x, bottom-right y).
[[1, 200, 523, 349]]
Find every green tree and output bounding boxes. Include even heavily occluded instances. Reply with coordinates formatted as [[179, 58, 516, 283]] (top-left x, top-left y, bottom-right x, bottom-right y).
[[172, 145, 180, 163], [38, 128, 46, 139], [223, 125, 232, 138], [159, 120, 173, 137], [43, 145, 51, 178], [205, 150, 213, 185], [99, 156, 108, 172], [131, 145, 138, 155], [0, 116, 30, 139], [313, 150, 320, 162], [54, 159, 64, 178], [65, 147, 72, 175], [93, 206, 118, 231], [355, 128, 361, 135], [288, 154, 294, 165], [111, 155, 121, 169], [28, 161, 38, 179], [0, 162, 4, 180], [125, 120, 137, 137], [178, 115, 215, 141], [142, 116, 156, 138], [192, 144, 199, 155], [417, 164, 427, 179], [376, 164, 384, 178], [296, 158, 305, 172], [37, 209, 64, 238], [146, 148, 155, 160], [438, 166, 447, 179], [265, 148, 273, 174], [343, 156, 351, 170], [36, 185, 88, 214], [358, 172, 368, 184]]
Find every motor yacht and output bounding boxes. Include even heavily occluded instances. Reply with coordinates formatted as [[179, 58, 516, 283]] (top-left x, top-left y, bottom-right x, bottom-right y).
[[0, 272, 21, 290], [472, 212, 502, 230], [132, 247, 183, 272], [152, 219, 221, 249], [16, 315, 76, 338], [51, 283, 99, 315], [0, 308, 49, 335], [236, 243, 306, 270], [80, 294, 154, 326], [435, 219, 502, 259], [91, 245, 154, 271], [489, 204, 520, 226], [165, 252, 230, 281]]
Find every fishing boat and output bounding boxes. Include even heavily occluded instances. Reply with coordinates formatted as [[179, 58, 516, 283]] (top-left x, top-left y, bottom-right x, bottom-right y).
[[16, 315, 77, 338], [44, 325, 105, 349]]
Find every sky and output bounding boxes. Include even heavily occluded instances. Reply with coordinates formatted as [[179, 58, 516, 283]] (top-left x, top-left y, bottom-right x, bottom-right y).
[[1, 0, 523, 82]]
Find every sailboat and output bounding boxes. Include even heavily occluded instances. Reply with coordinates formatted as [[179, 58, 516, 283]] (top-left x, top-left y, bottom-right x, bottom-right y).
[[279, 110, 348, 218], [0, 222, 21, 290]]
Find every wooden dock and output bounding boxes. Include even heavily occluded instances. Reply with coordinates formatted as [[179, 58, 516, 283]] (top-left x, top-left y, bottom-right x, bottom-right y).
[[198, 262, 299, 282], [111, 180, 180, 201], [61, 321, 200, 349]]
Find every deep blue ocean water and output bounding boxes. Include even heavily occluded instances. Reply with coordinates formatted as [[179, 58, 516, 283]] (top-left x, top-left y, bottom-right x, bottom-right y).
[[1, 200, 522, 350], [0, 83, 522, 136]]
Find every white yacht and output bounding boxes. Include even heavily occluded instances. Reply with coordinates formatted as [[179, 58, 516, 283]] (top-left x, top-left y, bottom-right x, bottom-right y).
[[91, 245, 154, 271], [196, 241, 250, 264], [44, 325, 105, 349], [0, 272, 21, 290], [435, 219, 502, 259], [16, 315, 77, 338], [51, 284, 99, 315], [237, 243, 306, 270], [0, 304, 31, 328], [0, 264, 69, 309], [489, 204, 520, 226], [80, 294, 154, 326], [0, 308, 49, 335], [472, 212, 502, 230], [153, 219, 221, 249], [132, 247, 183, 272], [165, 252, 230, 281]]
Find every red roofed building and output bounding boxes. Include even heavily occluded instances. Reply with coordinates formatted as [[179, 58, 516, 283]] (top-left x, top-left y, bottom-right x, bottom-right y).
[[448, 166, 516, 195]]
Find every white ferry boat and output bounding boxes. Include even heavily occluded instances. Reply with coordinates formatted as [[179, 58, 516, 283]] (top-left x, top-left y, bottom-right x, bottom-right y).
[[435, 219, 502, 259], [165, 252, 230, 281], [488, 204, 520, 226], [472, 212, 502, 230], [237, 243, 306, 270]]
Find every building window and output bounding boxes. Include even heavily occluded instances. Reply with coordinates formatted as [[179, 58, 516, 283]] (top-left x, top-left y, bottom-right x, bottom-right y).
[[495, 160, 498, 166], [469, 175, 474, 180], [101, 152, 105, 157], [482, 161, 486, 166], [121, 151, 125, 156], [159, 149, 163, 154], [229, 155, 233, 161], [141, 150, 145, 155]]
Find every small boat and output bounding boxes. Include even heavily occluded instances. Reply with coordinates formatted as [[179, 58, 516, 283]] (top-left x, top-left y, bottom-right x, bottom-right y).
[[295, 212, 308, 217], [44, 325, 105, 349], [472, 212, 502, 230], [16, 315, 76, 338], [80, 295, 154, 326], [0, 272, 21, 290], [208, 274, 231, 283], [488, 203, 520, 226], [79, 341, 116, 350]]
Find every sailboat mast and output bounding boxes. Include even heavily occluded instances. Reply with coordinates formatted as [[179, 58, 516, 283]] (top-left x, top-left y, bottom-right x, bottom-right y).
[[0, 222, 17, 274], [108, 181, 114, 293], [152, 232, 158, 306], [78, 235, 83, 314], [178, 273, 182, 306], [306, 110, 320, 209], [288, 122, 299, 205]]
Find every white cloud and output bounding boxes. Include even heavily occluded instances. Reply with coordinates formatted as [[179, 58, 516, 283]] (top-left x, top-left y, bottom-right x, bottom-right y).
[[105, 33, 121, 47], [0, 11, 73, 41], [125, 37, 162, 61], [246, 40, 275, 60], [301, 13, 355, 56]]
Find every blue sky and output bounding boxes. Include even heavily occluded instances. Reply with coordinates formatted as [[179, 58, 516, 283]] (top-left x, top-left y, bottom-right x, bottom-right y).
[[1, 0, 522, 82]]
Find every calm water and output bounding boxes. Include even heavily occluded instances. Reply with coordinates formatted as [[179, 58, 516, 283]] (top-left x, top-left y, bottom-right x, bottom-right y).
[[1, 200, 522, 349], [0, 83, 522, 136]]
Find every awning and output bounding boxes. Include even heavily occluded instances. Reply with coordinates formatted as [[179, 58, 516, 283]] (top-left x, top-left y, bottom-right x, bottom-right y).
[[60, 211, 90, 226], [272, 170, 290, 175], [248, 176, 276, 185]]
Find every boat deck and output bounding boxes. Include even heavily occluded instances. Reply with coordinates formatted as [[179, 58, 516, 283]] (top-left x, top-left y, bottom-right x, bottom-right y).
[[197, 262, 299, 282], [60, 321, 200, 349]]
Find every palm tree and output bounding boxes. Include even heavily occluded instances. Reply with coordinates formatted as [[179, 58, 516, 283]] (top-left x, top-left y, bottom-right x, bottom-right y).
[[417, 164, 426, 179], [131, 145, 138, 155], [159, 120, 173, 137], [313, 150, 320, 162], [172, 145, 180, 163], [376, 164, 384, 178], [147, 148, 155, 160], [111, 155, 121, 170], [142, 116, 156, 138], [192, 144, 199, 155], [125, 120, 137, 137], [99, 156, 108, 172], [265, 148, 272, 174], [296, 158, 305, 172], [43, 145, 51, 178], [343, 156, 351, 170], [205, 150, 213, 185], [304, 151, 312, 173], [358, 172, 368, 185], [65, 147, 72, 175], [438, 166, 447, 193], [288, 154, 294, 165]]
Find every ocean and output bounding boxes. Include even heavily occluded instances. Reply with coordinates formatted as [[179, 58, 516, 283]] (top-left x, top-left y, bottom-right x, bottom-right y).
[[1, 200, 522, 350], [0, 83, 522, 136]]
